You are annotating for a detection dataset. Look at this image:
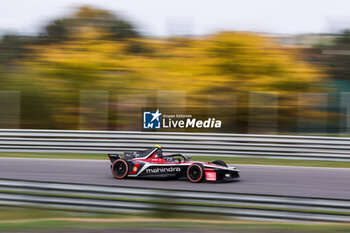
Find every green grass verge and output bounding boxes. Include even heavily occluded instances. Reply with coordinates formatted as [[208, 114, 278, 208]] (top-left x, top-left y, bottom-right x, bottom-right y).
[[1, 218, 350, 232], [1, 208, 350, 232], [1, 152, 350, 168], [0, 207, 132, 221]]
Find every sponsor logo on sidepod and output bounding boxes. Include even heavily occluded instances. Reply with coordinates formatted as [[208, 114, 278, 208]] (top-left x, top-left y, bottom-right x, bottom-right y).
[[146, 167, 181, 174]]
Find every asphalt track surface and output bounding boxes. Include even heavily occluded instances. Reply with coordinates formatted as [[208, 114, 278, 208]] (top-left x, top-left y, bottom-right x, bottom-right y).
[[0, 157, 349, 199]]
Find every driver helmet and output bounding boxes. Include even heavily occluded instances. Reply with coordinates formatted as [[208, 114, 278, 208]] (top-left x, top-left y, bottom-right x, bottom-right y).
[[154, 145, 163, 158]]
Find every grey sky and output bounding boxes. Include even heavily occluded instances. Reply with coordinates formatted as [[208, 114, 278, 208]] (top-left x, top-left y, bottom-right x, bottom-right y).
[[0, 0, 349, 36]]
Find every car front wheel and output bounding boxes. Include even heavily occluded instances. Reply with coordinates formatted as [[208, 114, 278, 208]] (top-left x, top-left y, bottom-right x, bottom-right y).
[[187, 163, 205, 183]]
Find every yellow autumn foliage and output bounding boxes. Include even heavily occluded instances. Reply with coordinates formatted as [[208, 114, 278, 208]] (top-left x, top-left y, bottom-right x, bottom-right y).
[[9, 26, 327, 130]]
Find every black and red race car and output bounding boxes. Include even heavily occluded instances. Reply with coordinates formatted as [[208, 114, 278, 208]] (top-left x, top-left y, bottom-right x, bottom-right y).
[[108, 145, 240, 183]]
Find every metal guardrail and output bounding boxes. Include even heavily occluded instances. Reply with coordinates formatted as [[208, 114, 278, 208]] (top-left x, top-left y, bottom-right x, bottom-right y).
[[0, 179, 350, 222], [0, 129, 350, 161]]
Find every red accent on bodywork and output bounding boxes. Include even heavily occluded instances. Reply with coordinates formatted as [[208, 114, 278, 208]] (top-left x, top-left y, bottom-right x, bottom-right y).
[[148, 158, 166, 163], [204, 168, 217, 181], [132, 151, 166, 163], [130, 163, 140, 174], [132, 157, 168, 163], [133, 158, 147, 162]]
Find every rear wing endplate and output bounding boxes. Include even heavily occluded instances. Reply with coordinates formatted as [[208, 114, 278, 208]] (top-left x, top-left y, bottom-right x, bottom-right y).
[[108, 154, 121, 163]]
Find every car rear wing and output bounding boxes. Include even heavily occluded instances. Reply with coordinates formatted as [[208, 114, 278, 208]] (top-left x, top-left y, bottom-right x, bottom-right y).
[[108, 154, 121, 163]]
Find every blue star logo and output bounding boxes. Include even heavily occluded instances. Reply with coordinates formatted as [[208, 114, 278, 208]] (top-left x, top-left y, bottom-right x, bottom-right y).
[[143, 109, 162, 129]]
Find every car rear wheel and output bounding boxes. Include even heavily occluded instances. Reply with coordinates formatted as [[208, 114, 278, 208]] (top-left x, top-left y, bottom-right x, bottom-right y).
[[187, 163, 205, 183], [212, 160, 228, 167], [112, 159, 129, 179]]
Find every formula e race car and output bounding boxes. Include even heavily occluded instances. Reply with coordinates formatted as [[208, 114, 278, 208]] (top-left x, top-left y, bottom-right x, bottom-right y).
[[108, 145, 240, 183]]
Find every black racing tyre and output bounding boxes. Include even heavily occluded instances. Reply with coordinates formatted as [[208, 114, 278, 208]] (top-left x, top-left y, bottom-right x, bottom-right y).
[[112, 159, 129, 179], [187, 163, 205, 183], [212, 160, 228, 167]]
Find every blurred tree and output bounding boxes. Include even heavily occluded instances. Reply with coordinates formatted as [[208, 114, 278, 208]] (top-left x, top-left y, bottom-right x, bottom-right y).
[[1, 7, 327, 131], [335, 30, 350, 46], [0, 34, 36, 65], [1, 6, 142, 129], [43, 19, 70, 43], [324, 30, 350, 80], [13, 31, 327, 130], [198, 32, 323, 94], [41, 6, 139, 43], [146, 32, 327, 132]]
